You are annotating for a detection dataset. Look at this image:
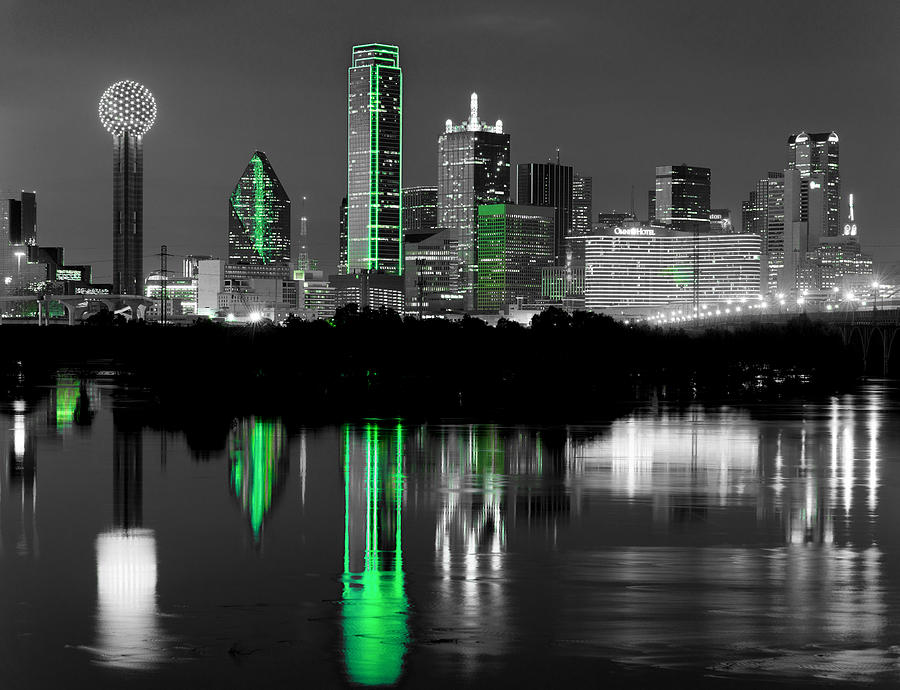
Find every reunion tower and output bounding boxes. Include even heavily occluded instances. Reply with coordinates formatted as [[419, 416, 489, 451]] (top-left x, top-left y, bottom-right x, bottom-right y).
[[98, 80, 157, 295]]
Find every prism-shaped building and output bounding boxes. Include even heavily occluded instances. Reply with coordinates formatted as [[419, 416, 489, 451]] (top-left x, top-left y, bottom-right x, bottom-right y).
[[228, 151, 291, 279]]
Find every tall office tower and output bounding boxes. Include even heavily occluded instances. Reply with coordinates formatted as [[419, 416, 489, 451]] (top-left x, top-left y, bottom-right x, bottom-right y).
[[347, 44, 402, 275], [438, 93, 510, 311], [401, 186, 437, 234], [782, 167, 827, 293], [98, 81, 157, 295], [742, 172, 785, 293], [647, 189, 656, 224], [786, 131, 840, 237], [0, 190, 37, 286], [654, 164, 711, 232], [228, 151, 291, 277], [572, 174, 593, 235], [741, 192, 764, 235], [475, 204, 554, 313], [296, 196, 311, 272], [338, 197, 348, 274], [517, 159, 573, 264]]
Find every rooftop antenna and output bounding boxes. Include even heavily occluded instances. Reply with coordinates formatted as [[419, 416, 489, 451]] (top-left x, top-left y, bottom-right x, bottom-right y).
[[467, 92, 479, 131]]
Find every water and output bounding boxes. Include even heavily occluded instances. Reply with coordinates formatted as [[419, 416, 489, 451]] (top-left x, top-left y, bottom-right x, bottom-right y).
[[3, 376, 900, 687]]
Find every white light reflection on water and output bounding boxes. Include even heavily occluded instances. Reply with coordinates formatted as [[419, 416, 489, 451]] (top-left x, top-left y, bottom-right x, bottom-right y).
[[432, 426, 509, 677], [554, 392, 892, 682], [93, 529, 163, 670]]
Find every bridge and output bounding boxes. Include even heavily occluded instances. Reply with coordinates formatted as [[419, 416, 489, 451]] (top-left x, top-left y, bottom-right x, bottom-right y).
[[0, 294, 153, 325], [650, 306, 900, 376]]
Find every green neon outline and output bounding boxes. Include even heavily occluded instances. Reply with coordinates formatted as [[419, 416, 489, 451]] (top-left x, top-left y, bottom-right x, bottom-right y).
[[341, 422, 409, 686], [372, 66, 379, 271], [397, 68, 403, 276]]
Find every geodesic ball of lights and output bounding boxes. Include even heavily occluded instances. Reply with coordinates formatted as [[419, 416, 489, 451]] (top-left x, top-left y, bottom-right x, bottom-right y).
[[98, 80, 157, 137]]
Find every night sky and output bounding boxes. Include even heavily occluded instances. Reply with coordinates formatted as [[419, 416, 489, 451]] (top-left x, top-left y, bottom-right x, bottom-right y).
[[1, 0, 897, 281]]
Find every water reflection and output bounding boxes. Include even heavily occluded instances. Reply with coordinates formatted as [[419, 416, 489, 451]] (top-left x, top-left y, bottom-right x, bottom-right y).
[[0, 378, 898, 685], [7, 399, 37, 557], [94, 528, 161, 670], [93, 417, 163, 670], [228, 417, 288, 542], [341, 423, 409, 686], [52, 375, 80, 429]]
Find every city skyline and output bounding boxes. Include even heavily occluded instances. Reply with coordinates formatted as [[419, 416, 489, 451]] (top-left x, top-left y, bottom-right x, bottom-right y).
[[1, 1, 896, 283]]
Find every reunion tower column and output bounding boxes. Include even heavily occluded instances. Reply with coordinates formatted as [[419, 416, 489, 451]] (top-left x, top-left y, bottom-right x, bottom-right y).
[[98, 81, 157, 296]]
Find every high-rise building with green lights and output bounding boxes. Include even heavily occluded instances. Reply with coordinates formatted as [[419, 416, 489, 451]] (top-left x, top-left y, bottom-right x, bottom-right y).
[[438, 93, 510, 311], [228, 151, 291, 278], [475, 204, 554, 313], [347, 44, 402, 276]]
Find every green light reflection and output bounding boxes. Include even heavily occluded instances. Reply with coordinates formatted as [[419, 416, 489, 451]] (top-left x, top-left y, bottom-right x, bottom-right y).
[[341, 423, 409, 686], [228, 417, 286, 541], [55, 375, 80, 429]]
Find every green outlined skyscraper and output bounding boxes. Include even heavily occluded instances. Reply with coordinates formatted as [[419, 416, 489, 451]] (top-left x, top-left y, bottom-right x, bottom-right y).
[[228, 151, 291, 277], [346, 44, 402, 275]]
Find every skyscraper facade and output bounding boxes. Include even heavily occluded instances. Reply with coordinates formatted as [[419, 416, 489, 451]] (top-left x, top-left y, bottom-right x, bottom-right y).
[[401, 186, 437, 235], [228, 151, 291, 277], [654, 165, 711, 233], [517, 160, 573, 265], [742, 172, 785, 294], [786, 132, 840, 237], [475, 204, 554, 313], [0, 190, 37, 290], [347, 44, 402, 275], [98, 80, 157, 295], [438, 93, 510, 311], [339, 197, 348, 274], [572, 174, 593, 236]]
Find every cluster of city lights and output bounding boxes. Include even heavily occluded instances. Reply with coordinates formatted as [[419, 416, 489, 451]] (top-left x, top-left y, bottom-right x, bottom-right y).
[[98, 80, 157, 136], [634, 281, 889, 325]]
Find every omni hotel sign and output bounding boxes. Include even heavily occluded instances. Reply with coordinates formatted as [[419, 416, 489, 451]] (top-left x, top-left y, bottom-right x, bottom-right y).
[[614, 227, 656, 236]]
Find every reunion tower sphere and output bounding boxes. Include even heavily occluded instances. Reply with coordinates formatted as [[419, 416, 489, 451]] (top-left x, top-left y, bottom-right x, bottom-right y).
[[98, 80, 157, 137]]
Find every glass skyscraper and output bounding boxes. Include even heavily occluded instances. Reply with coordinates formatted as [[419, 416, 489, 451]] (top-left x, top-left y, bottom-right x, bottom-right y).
[[347, 44, 402, 275], [401, 186, 437, 235], [786, 131, 840, 237], [0, 190, 37, 292], [338, 197, 348, 275], [572, 174, 593, 236], [475, 204, 554, 313], [438, 93, 510, 311], [654, 165, 711, 233], [228, 151, 291, 277], [517, 160, 573, 265]]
